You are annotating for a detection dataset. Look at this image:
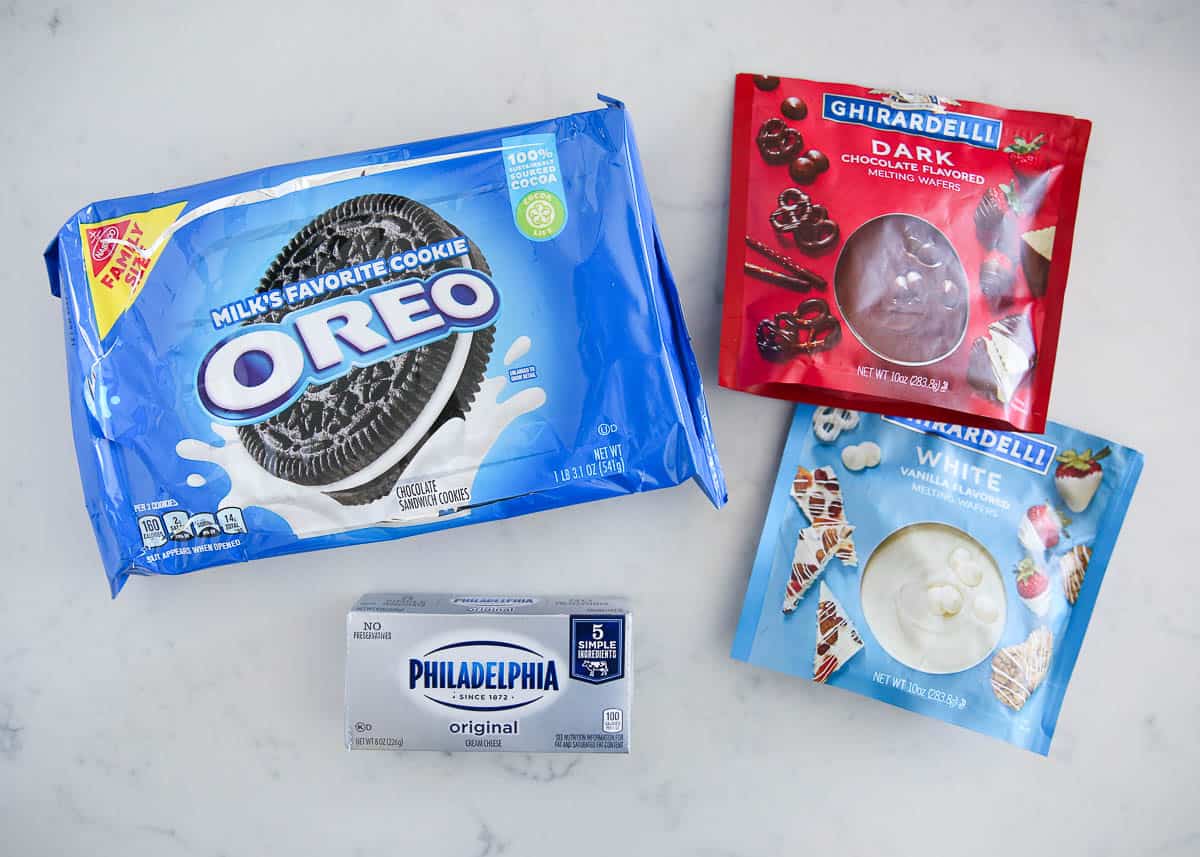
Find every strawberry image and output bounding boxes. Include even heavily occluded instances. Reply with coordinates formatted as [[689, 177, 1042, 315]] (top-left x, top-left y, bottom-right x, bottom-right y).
[[973, 182, 1021, 250], [1018, 503, 1070, 556], [1014, 557, 1052, 617], [1004, 133, 1046, 185], [1055, 447, 1110, 513]]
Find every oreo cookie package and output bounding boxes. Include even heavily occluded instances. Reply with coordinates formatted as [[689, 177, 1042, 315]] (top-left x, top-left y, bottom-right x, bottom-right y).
[[45, 97, 726, 595]]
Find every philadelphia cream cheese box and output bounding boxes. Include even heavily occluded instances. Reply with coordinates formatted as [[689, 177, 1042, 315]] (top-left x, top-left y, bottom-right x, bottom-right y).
[[345, 594, 632, 753]]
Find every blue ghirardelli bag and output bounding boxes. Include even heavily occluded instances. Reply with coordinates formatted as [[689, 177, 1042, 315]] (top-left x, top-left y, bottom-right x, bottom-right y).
[[732, 405, 1140, 753], [45, 96, 726, 596]]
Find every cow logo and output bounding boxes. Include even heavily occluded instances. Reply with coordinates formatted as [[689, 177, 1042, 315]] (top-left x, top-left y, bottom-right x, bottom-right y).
[[580, 660, 609, 678]]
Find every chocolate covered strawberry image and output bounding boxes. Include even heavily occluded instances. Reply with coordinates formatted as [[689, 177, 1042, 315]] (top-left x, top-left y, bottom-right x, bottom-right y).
[[1004, 134, 1046, 185], [1055, 447, 1110, 513], [1014, 557, 1052, 617], [1018, 503, 1069, 556], [973, 182, 1020, 250], [979, 248, 1017, 310]]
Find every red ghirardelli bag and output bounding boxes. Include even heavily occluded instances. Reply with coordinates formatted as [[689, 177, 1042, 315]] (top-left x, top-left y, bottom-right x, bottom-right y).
[[720, 74, 1091, 432]]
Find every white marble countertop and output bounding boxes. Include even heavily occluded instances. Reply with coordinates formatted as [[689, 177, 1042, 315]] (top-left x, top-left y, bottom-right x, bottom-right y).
[[2, 1, 1197, 854]]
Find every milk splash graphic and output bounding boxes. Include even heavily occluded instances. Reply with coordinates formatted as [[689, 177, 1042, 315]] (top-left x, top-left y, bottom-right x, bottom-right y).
[[176, 337, 547, 538]]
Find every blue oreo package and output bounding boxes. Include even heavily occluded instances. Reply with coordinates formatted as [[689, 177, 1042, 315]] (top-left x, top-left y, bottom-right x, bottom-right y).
[[732, 405, 1141, 754], [45, 96, 726, 596]]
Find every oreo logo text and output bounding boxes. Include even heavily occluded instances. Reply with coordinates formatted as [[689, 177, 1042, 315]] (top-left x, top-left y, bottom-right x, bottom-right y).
[[198, 268, 499, 424]]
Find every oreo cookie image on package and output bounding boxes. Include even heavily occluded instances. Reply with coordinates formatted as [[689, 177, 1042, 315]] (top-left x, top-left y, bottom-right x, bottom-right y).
[[46, 96, 726, 595], [236, 194, 495, 506]]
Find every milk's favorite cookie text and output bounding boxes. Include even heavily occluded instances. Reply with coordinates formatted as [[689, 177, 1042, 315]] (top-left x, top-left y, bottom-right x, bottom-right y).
[[199, 266, 499, 424]]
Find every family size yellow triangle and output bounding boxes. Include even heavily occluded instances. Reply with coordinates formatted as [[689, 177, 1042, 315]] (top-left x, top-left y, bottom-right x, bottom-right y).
[[78, 201, 186, 339]]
